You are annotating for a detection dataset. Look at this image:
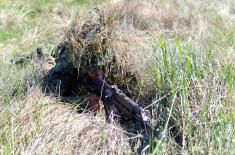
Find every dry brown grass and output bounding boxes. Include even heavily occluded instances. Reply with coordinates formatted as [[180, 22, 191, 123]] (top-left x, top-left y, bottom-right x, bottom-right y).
[[9, 86, 132, 155], [107, 0, 201, 35]]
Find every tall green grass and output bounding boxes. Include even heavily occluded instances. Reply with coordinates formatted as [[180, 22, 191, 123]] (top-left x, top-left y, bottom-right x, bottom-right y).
[[149, 38, 234, 154]]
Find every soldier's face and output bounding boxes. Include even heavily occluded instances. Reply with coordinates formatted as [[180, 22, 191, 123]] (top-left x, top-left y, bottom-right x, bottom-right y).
[[87, 69, 104, 79]]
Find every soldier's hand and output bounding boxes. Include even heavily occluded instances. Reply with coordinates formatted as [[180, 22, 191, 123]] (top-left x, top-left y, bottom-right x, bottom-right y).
[[86, 93, 102, 112]]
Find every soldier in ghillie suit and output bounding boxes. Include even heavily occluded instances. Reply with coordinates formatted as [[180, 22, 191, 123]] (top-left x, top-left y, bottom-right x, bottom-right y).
[[9, 9, 165, 153], [43, 9, 139, 113], [44, 10, 118, 111], [43, 23, 108, 112], [43, 48, 105, 112]]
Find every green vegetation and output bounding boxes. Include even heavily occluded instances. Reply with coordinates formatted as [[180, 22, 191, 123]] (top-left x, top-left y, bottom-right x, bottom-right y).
[[150, 38, 234, 154], [0, 0, 234, 154]]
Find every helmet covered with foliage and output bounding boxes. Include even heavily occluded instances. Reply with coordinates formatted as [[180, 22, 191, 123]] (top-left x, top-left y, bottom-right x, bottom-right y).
[[63, 9, 115, 75]]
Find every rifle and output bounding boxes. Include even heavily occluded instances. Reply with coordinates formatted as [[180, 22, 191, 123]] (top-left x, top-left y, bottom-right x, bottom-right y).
[[87, 77, 164, 140]]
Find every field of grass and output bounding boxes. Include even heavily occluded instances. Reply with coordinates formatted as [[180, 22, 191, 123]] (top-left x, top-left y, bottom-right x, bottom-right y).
[[0, 0, 235, 154]]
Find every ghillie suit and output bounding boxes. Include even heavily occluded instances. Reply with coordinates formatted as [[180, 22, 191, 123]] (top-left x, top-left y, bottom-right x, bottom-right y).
[[43, 9, 140, 110], [42, 9, 160, 153]]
